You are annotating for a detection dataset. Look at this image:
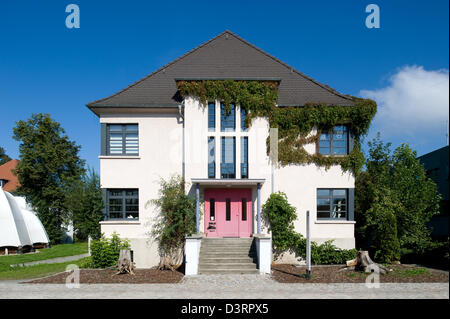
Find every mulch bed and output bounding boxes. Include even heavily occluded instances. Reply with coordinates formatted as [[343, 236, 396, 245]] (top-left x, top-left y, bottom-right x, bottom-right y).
[[25, 268, 184, 284], [272, 264, 449, 283]]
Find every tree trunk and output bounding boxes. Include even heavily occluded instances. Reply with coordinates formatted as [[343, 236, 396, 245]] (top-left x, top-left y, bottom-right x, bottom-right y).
[[115, 249, 135, 275], [345, 251, 392, 274]]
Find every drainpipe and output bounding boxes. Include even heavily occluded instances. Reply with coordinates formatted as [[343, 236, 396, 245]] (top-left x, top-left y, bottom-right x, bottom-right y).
[[196, 183, 200, 234], [257, 183, 261, 234], [178, 101, 185, 179]]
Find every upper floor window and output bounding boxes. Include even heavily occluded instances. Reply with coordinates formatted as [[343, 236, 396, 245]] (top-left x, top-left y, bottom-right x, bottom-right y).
[[221, 103, 235, 132], [317, 189, 347, 220], [241, 107, 247, 131], [318, 125, 348, 155], [107, 124, 139, 155], [208, 102, 215, 131], [106, 189, 139, 220]]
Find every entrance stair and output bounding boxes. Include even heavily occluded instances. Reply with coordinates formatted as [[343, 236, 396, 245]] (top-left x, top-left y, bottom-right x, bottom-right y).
[[198, 238, 258, 274]]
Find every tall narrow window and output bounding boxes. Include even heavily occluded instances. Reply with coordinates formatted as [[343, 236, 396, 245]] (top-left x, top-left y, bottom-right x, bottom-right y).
[[318, 125, 348, 155], [208, 137, 215, 178], [208, 102, 215, 131], [226, 198, 231, 221], [107, 124, 139, 155], [241, 107, 247, 131], [210, 198, 215, 221], [241, 198, 247, 221], [241, 137, 248, 179], [221, 103, 235, 132], [221, 137, 236, 178]]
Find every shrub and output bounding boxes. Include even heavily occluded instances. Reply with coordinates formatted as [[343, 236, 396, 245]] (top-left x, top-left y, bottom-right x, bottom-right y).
[[310, 240, 357, 265], [90, 232, 130, 268]]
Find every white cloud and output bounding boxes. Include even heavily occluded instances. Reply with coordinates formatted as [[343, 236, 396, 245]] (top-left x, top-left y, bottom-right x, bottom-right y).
[[360, 65, 449, 139]]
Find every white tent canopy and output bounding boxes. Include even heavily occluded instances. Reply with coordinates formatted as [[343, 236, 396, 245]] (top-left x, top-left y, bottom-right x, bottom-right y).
[[0, 188, 49, 248]]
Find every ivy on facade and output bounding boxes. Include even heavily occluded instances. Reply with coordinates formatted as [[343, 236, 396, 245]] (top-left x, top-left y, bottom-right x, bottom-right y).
[[177, 80, 377, 175]]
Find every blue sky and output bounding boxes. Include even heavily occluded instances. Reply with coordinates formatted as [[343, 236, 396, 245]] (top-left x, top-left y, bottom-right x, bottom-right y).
[[1, 0, 448, 172]]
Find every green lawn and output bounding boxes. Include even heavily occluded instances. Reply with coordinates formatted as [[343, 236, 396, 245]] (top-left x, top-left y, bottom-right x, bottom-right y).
[[0, 243, 88, 280], [0, 257, 90, 280]]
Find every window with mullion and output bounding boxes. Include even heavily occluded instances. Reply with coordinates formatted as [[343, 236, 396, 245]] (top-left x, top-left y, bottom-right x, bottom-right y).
[[107, 189, 139, 220], [318, 125, 348, 155], [317, 189, 347, 220], [107, 124, 139, 156]]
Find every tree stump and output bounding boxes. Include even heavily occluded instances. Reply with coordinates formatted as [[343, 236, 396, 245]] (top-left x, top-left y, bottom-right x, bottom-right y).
[[344, 251, 392, 274], [115, 249, 135, 275]]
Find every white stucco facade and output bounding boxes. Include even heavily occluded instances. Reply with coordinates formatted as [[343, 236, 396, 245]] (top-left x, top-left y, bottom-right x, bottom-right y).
[[98, 97, 355, 268]]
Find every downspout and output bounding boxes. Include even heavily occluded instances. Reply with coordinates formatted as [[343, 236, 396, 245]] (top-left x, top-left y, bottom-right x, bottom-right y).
[[178, 101, 185, 179]]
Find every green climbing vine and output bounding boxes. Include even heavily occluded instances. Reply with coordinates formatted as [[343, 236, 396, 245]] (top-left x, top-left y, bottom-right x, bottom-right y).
[[177, 80, 377, 175]]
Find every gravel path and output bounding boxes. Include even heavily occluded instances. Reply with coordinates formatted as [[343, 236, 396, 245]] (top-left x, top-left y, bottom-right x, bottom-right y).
[[0, 274, 448, 299], [9, 253, 90, 267]]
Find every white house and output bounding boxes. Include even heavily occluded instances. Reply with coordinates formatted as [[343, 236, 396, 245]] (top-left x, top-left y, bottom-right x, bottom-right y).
[[87, 31, 360, 270]]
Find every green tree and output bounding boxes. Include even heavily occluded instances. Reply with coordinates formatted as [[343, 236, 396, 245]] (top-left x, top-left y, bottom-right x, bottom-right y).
[[0, 146, 12, 165], [356, 134, 441, 262], [149, 175, 196, 270], [391, 144, 441, 253], [13, 114, 86, 243], [66, 168, 103, 241]]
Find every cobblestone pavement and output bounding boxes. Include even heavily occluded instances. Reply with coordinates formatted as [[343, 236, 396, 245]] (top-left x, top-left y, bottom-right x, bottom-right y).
[[0, 274, 448, 299]]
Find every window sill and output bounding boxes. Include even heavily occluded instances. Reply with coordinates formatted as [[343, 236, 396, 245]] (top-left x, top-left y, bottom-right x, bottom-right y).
[[99, 155, 140, 159], [100, 220, 140, 225], [315, 220, 355, 224]]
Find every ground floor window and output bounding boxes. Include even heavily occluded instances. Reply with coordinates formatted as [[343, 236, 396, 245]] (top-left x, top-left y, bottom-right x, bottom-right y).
[[317, 189, 347, 220], [106, 189, 139, 220]]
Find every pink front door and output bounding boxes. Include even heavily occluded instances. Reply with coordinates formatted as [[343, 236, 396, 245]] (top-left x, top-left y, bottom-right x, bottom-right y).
[[204, 188, 252, 237]]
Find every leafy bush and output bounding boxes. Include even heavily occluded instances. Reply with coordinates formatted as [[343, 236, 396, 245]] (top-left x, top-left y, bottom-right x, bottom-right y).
[[90, 232, 130, 268], [310, 241, 357, 265], [263, 192, 356, 264]]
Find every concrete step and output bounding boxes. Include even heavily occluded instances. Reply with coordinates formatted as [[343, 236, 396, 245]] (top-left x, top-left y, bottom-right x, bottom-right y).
[[202, 238, 254, 241], [199, 257, 256, 263], [200, 247, 254, 253], [200, 251, 256, 258], [198, 269, 260, 275], [199, 263, 257, 270]]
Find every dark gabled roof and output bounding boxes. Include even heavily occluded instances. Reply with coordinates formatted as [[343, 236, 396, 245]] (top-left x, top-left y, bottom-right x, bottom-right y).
[[87, 30, 353, 112]]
